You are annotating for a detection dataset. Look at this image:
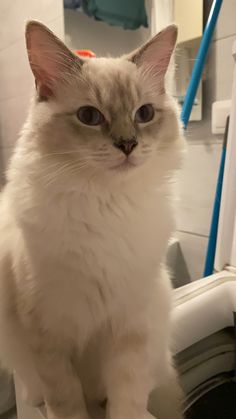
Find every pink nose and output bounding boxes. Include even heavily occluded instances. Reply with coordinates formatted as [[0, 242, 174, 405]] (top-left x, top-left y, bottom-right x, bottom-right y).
[[113, 138, 138, 156]]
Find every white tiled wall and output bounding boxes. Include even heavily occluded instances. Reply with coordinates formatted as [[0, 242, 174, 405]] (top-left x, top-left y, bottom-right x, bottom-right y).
[[177, 142, 222, 237], [176, 141, 222, 281], [214, 0, 236, 41], [208, 0, 236, 103], [175, 0, 236, 283], [0, 0, 64, 186], [209, 34, 235, 103]]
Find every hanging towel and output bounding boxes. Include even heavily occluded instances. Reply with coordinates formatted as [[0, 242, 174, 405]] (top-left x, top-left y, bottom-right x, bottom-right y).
[[64, 0, 82, 11], [82, 0, 148, 30]]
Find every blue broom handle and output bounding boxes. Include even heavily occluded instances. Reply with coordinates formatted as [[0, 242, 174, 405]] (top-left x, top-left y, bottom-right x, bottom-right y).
[[203, 146, 226, 276], [181, 0, 223, 128], [179, 0, 224, 276], [203, 116, 229, 277]]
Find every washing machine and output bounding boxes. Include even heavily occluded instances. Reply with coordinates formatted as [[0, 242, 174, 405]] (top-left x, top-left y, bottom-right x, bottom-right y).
[[171, 38, 236, 418], [14, 39, 236, 419]]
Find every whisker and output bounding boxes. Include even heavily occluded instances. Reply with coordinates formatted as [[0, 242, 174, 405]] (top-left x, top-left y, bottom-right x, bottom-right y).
[[43, 162, 77, 187], [39, 159, 89, 186]]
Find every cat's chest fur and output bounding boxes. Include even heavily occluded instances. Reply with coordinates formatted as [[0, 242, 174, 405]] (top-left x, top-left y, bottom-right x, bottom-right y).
[[18, 182, 173, 341], [29, 184, 172, 272]]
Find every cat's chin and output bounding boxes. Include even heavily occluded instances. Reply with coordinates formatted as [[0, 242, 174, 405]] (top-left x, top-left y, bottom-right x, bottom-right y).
[[109, 158, 139, 172]]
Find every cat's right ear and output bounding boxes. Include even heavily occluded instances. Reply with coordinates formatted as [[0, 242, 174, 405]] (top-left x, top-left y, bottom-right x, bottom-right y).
[[25, 21, 83, 100], [127, 25, 177, 93]]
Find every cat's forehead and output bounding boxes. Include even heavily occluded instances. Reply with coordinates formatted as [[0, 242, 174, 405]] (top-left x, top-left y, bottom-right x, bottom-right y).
[[84, 57, 138, 84], [81, 57, 141, 111]]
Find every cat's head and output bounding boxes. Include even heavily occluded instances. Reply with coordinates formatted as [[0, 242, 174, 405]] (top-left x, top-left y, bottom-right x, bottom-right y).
[[25, 21, 183, 185]]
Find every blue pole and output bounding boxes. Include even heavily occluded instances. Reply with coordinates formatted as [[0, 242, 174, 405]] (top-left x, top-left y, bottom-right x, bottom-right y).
[[203, 116, 229, 277], [179, 0, 224, 277], [203, 146, 226, 276], [181, 0, 223, 128]]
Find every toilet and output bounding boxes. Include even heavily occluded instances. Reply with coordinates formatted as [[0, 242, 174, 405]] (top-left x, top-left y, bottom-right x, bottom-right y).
[[14, 40, 236, 419]]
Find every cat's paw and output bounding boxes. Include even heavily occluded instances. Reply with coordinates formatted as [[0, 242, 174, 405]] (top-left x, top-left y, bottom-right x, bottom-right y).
[[46, 404, 91, 419], [22, 385, 43, 407], [105, 408, 156, 419], [88, 403, 105, 419], [145, 413, 156, 419]]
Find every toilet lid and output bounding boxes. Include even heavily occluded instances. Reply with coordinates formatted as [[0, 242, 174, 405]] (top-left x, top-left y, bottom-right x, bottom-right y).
[[215, 41, 236, 271]]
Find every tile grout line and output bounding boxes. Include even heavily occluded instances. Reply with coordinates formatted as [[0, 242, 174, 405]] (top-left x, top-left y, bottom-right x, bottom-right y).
[[213, 33, 236, 43], [177, 229, 209, 239]]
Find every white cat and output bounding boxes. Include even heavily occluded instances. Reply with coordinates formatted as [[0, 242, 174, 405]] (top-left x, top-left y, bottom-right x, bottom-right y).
[[0, 21, 185, 419]]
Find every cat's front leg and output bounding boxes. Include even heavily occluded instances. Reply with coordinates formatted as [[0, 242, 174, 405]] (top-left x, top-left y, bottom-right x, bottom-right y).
[[31, 342, 90, 419], [103, 330, 153, 419], [149, 363, 184, 419]]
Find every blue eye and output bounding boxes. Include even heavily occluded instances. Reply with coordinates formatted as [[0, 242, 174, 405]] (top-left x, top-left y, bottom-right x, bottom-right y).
[[77, 106, 105, 126], [135, 104, 154, 123]]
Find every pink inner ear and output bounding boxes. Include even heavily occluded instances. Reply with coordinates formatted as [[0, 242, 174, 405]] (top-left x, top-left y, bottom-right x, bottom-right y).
[[133, 25, 177, 93], [27, 33, 61, 98], [140, 37, 176, 75], [35, 80, 53, 100], [26, 22, 80, 99], [30, 56, 56, 99]]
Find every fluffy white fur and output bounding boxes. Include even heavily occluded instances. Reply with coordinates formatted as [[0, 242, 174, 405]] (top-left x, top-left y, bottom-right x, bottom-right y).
[[0, 22, 185, 419]]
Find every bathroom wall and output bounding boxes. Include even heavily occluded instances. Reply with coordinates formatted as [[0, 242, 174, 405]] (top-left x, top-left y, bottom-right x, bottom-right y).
[[0, 0, 64, 186], [175, 0, 236, 282]]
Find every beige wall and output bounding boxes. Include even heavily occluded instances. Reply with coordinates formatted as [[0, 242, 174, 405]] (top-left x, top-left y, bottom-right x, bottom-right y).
[[174, 0, 203, 44], [0, 0, 64, 185]]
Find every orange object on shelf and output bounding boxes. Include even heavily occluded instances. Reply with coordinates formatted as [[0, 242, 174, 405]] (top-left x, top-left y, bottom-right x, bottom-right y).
[[74, 50, 96, 58]]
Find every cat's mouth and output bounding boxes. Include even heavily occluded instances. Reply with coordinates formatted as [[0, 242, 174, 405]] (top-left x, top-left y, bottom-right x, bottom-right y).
[[110, 158, 136, 171]]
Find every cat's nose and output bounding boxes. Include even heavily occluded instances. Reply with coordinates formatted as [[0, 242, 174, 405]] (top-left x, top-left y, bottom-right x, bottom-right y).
[[113, 137, 138, 156]]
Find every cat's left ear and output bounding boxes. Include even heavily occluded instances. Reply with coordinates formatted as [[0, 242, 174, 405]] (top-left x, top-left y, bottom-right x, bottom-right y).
[[25, 21, 83, 100], [128, 25, 177, 90]]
